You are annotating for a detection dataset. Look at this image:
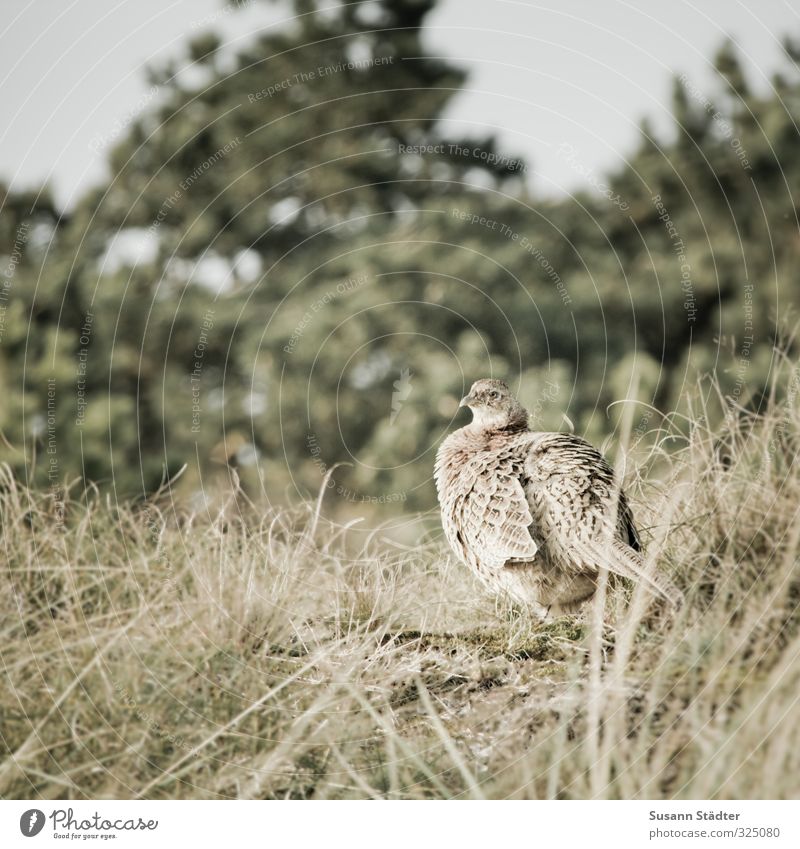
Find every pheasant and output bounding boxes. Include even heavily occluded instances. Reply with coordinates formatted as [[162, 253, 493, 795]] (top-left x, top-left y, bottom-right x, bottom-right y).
[[434, 379, 681, 617]]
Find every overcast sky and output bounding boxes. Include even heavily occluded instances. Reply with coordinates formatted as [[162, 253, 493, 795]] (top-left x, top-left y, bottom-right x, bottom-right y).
[[2, 0, 798, 209]]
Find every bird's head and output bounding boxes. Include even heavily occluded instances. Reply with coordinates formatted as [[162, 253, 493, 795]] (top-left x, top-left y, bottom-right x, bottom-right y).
[[459, 379, 529, 430]]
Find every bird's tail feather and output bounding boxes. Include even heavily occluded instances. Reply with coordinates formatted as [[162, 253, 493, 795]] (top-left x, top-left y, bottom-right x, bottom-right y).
[[577, 537, 683, 608]]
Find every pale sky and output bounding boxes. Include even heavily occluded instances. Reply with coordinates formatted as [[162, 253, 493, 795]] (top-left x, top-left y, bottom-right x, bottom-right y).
[[2, 0, 798, 209]]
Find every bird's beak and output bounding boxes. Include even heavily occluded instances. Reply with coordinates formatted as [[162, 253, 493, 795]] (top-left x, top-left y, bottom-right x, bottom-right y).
[[459, 394, 473, 409]]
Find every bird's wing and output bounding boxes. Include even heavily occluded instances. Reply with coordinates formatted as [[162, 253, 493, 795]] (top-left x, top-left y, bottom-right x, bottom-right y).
[[525, 433, 681, 606], [617, 489, 641, 551], [524, 432, 620, 544], [455, 460, 539, 570]]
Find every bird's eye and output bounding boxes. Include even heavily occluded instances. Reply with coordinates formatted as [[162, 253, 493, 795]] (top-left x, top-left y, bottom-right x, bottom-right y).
[[490, 390, 500, 399]]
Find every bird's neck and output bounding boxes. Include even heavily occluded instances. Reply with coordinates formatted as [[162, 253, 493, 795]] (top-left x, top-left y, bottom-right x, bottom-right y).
[[504, 409, 531, 432], [469, 408, 529, 432], [466, 417, 530, 440]]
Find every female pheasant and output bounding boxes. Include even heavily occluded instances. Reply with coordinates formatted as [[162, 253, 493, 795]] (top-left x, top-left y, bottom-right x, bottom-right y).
[[434, 379, 680, 617]]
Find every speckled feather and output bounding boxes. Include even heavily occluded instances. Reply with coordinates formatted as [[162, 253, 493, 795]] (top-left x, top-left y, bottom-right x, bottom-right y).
[[435, 380, 679, 616]]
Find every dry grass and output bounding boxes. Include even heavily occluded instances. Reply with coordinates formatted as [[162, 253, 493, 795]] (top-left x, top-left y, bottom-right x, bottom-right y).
[[2, 366, 800, 799]]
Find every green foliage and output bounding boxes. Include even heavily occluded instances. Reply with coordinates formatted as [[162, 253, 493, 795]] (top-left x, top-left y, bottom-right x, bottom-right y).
[[1, 1, 798, 510]]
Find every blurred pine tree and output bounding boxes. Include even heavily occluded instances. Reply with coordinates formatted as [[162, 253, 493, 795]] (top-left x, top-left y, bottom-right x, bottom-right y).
[[1, 2, 798, 511]]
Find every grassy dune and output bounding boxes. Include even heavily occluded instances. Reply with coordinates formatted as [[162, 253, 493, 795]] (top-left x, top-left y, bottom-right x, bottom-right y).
[[2, 370, 800, 799]]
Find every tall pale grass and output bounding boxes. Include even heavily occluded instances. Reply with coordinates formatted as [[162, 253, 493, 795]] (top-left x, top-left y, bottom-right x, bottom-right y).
[[1, 363, 800, 799]]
